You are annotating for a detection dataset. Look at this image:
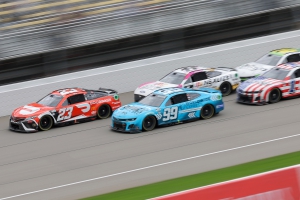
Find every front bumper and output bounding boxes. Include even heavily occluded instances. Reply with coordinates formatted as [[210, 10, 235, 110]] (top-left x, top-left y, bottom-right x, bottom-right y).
[[111, 119, 142, 133], [9, 118, 38, 133], [236, 93, 267, 105]]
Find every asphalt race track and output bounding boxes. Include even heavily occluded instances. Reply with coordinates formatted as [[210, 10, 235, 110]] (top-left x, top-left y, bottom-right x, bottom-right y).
[[0, 92, 300, 200]]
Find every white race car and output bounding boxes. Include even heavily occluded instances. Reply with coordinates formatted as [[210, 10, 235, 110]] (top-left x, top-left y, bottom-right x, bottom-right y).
[[236, 48, 300, 81], [134, 66, 240, 102]]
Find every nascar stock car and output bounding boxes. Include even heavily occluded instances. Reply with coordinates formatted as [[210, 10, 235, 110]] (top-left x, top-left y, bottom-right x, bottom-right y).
[[237, 62, 300, 105], [112, 87, 224, 133], [134, 66, 240, 102], [9, 87, 121, 133], [236, 48, 300, 81]]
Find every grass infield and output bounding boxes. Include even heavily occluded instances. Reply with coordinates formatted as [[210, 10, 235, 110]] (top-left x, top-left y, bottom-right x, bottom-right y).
[[82, 151, 300, 200]]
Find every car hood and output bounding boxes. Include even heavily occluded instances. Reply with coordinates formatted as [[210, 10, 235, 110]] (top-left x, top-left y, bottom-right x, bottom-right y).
[[12, 103, 53, 118], [236, 62, 274, 77], [237, 76, 282, 92], [135, 81, 178, 96], [113, 103, 155, 119]]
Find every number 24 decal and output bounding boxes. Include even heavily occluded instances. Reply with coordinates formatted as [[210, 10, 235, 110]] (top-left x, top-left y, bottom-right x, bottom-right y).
[[163, 107, 178, 121], [57, 107, 73, 121]]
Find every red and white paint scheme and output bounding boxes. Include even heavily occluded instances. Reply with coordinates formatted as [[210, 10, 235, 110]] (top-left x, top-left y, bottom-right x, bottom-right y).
[[10, 87, 121, 133], [150, 164, 300, 200], [134, 66, 240, 102], [237, 62, 300, 105]]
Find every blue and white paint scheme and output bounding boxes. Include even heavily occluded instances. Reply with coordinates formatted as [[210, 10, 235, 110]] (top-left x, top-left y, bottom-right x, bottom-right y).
[[112, 87, 224, 133]]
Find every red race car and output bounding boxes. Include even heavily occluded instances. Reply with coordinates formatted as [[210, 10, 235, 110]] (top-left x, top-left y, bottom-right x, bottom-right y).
[[10, 87, 121, 133]]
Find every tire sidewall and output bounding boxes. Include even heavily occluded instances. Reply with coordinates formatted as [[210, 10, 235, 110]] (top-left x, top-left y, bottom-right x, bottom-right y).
[[38, 115, 53, 131], [142, 115, 156, 131], [97, 104, 112, 119], [269, 88, 281, 103], [201, 104, 215, 119], [220, 82, 232, 96]]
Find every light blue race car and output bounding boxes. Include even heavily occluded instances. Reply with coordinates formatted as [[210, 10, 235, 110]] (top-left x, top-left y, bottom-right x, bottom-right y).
[[111, 87, 224, 133]]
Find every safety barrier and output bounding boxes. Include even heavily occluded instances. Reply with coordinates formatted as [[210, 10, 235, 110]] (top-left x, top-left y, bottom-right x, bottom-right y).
[[1, 29, 300, 117], [150, 164, 300, 199]]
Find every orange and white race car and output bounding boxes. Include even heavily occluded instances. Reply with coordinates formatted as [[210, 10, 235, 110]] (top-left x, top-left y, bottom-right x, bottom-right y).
[[9, 87, 121, 133]]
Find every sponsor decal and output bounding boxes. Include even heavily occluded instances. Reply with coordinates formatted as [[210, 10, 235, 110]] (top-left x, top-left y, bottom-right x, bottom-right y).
[[91, 111, 96, 115], [216, 104, 224, 109], [188, 112, 196, 118], [204, 76, 230, 85], [195, 82, 203, 87], [58, 88, 78, 95], [140, 90, 146, 94], [155, 113, 162, 120], [114, 94, 119, 100], [210, 94, 222, 101], [20, 105, 40, 115], [90, 99, 111, 105]]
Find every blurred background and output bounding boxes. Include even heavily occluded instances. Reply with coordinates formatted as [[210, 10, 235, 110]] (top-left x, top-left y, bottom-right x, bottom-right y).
[[1, 0, 300, 86]]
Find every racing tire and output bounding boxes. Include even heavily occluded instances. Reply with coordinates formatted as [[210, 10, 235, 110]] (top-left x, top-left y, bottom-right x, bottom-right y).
[[201, 104, 215, 119], [97, 104, 112, 119], [219, 82, 232, 96], [38, 115, 53, 131], [142, 115, 156, 131], [268, 88, 281, 103]]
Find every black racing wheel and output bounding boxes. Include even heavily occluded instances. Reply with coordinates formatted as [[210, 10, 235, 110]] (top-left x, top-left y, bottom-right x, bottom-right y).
[[268, 88, 281, 103], [97, 104, 112, 119], [201, 104, 215, 119], [39, 115, 53, 131], [142, 115, 156, 131], [219, 82, 232, 96]]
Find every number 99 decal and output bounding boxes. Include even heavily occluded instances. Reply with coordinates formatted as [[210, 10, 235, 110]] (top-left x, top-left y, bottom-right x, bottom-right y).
[[162, 107, 178, 121]]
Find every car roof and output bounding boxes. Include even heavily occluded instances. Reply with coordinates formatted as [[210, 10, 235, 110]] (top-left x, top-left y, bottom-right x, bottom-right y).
[[173, 66, 209, 74], [269, 48, 300, 56], [276, 62, 300, 70], [51, 88, 86, 96], [153, 88, 185, 96]]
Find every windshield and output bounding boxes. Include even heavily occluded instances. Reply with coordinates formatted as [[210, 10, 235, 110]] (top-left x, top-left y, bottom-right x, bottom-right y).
[[261, 68, 289, 80], [255, 54, 282, 66], [37, 94, 63, 107], [139, 94, 166, 107], [160, 72, 185, 85]]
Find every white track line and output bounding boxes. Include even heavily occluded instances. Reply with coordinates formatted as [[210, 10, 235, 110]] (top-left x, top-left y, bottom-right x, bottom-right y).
[[1, 133, 300, 200]]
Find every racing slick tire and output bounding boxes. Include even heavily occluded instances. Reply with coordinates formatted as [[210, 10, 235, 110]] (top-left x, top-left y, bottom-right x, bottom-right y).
[[97, 104, 112, 119], [268, 88, 281, 103], [38, 115, 53, 131], [201, 104, 215, 119], [219, 82, 232, 96], [142, 115, 157, 131]]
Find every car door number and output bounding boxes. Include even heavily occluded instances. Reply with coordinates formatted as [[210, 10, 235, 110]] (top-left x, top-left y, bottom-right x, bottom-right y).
[[163, 107, 178, 121], [57, 107, 73, 121]]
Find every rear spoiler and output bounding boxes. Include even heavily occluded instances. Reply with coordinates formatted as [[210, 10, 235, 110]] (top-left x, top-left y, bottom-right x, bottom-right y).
[[98, 87, 118, 94], [215, 67, 237, 71]]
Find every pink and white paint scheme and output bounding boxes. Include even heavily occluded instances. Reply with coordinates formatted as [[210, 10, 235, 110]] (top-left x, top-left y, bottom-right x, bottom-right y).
[[134, 66, 240, 102]]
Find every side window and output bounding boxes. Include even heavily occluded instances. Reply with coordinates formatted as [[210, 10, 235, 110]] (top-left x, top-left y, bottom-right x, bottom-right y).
[[171, 93, 189, 104], [287, 54, 300, 63], [165, 98, 172, 106], [68, 94, 85, 104], [184, 77, 192, 84], [206, 71, 222, 78], [293, 69, 300, 78], [187, 93, 200, 100], [61, 99, 69, 106], [191, 72, 207, 82]]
